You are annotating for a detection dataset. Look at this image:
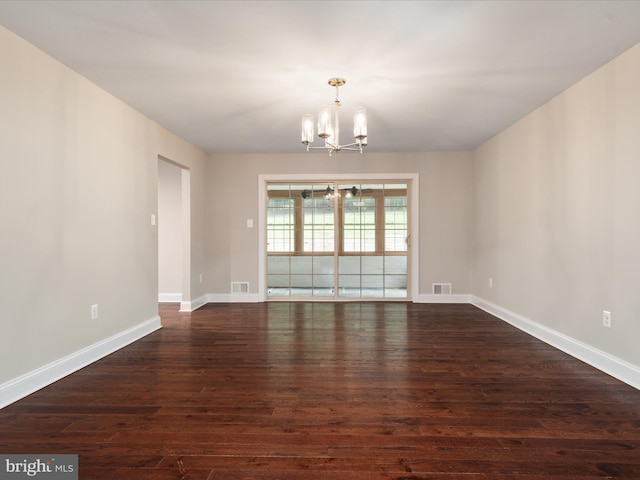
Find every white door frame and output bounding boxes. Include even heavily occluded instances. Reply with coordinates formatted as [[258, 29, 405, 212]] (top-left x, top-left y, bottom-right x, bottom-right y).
[[157, 156, 191, 311], [258, 173, 419, 301]]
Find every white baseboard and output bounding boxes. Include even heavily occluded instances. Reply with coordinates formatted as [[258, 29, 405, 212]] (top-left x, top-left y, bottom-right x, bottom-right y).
[[158, 293, 182, 303], [179, 294, 208, 312], [471, 296, 640, 391], [178, 293, 261, 312], [0, 316, 162, 409], [416, 294, 471, 303], [207, 293, 262, 304]]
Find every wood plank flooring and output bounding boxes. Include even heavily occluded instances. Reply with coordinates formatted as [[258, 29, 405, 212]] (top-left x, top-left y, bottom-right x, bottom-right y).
[[1, 302, 640, 479]]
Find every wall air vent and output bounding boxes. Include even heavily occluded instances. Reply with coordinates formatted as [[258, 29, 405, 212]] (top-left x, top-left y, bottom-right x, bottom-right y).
[[231, 282, 250, 294], [432, 283, 452, 295]]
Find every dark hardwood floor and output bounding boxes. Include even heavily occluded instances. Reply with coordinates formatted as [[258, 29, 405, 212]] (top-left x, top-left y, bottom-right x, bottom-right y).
[[1, 302, 640, 479]]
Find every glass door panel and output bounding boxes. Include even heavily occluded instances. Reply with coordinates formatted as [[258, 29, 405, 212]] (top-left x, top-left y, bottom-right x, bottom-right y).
[[267, 181, 408, 300], [267, 184, 337, 298], [360, 256, 384, 299], [342, 195, 376, 253], [303, 190, 335, 253], [312, 256, 334, 297], [338, 255, 360, 297]]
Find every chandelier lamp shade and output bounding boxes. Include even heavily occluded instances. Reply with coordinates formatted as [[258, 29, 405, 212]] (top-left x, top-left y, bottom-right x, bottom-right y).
[[301, 78, 367, 155]]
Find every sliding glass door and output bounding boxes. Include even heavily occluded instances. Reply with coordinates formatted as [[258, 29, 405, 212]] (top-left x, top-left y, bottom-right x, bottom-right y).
[[266, 181, 409, 300]]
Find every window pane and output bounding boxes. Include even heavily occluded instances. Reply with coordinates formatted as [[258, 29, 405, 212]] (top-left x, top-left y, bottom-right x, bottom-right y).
[[343, 197, 376, 252], [266, 197, 295, 252], [384, 196, 407, 252], [338, 256, 360, 275], [303, 196, 335, 252], [361, 256, 383, 275]]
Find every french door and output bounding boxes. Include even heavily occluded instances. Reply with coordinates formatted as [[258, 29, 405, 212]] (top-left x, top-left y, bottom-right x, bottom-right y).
[[266, 181, 409, 300]]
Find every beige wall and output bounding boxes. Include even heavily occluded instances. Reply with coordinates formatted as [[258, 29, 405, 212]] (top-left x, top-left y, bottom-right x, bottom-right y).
[[205, 151, 473, 298], [0, 24, 156, 383], [0, 25, 206, 388], [473, 43, 640, 366], [3, 16, 638, 398]]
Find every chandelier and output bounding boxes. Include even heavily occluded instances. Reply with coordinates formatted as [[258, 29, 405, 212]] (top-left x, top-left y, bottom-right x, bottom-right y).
[[301, 78, 367, 155]]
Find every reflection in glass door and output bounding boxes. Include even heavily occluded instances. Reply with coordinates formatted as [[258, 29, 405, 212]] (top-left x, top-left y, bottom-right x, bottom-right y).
[[266, 182, 408, 300]]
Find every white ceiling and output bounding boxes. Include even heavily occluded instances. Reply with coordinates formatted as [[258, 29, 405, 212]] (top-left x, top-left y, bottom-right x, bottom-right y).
[[2, 0, 640, 154]]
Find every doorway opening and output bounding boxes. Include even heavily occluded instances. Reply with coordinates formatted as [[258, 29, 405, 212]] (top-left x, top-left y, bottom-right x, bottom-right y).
[[157, 157, 191, 310], [262, 176, 416, 301]]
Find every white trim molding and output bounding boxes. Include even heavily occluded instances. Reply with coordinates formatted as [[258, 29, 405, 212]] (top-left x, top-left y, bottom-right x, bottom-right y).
[[206, 293, 262, 304], [258, 173, 420, 302], [179, 293, 262, 311], [179, 294, 208, 312], [471, 296, 640, 391], [159, 293, 182, 303], [416, 294, 472, 304], [0, 316, 162, 409]]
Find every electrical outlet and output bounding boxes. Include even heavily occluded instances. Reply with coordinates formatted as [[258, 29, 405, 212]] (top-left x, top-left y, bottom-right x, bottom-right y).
[[602, 310, 611, 328], [489, 277, 493, 288], [91, 304, 98, 320]]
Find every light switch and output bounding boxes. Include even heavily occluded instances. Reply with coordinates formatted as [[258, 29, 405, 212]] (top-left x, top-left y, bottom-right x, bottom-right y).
[[247, 219, 253, 228]]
